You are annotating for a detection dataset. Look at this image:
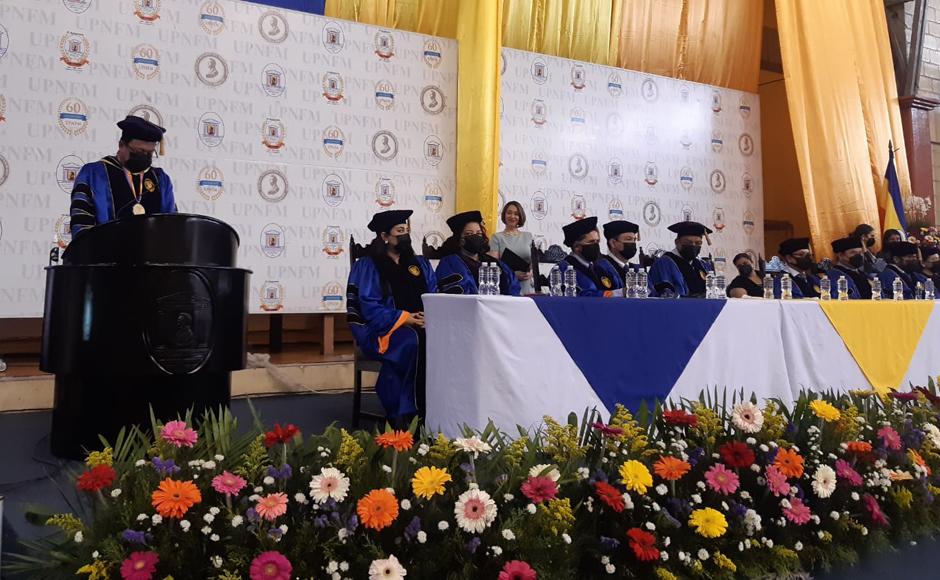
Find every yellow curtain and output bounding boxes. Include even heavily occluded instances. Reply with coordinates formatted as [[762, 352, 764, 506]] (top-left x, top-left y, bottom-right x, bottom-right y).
[[617, 0, 762, 92], [325, 0, 397, 27], [776, 0, 912, 255], [501, 0, 622, 67]]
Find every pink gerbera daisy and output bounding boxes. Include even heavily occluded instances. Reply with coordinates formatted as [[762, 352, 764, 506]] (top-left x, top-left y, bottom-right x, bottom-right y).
[[520, 476, 558, 504], [120, 551, 159, 580], [704, 464, 740, 495], [212, 471, 247, 496], [256, 492, 288, 521], [249, 551, 292, 580], [877, 426, 902, 451], [835, 459, 863, 487], [783, 497, 812, 525], [863, 494, 890, 527], [499, 560, 538, 580], [765, 465, 790, 497], [160, 420, 198, 448]]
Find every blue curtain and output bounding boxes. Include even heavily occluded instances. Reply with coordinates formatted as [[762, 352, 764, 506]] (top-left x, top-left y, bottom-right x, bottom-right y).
[[244, 0, 325, 14]]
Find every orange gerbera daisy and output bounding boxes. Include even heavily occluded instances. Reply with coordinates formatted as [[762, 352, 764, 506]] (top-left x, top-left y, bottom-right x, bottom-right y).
[[151, 478, 201, 519], [774, 448, 804, 479], [375, 430, 414, 452], [357, 489, 399, 531], [654, 456, 691, 481], [846, 441, 873, 454]]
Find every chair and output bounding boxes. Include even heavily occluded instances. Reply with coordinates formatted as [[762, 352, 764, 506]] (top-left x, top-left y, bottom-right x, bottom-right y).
[[422, 235, 443, 259], [348, 235, 385, 429]]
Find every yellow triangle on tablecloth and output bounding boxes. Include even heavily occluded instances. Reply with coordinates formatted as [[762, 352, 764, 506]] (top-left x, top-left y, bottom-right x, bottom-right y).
[[819, 301, 935, 394]]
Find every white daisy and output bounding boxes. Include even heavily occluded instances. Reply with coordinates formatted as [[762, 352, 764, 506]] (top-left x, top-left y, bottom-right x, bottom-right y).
[[528, 463, 561, 482], [924, 423, 940, 449], [454, 488, 497, 533], [811, 465, 836, 499], [309, 467, 350, 504], [731, 402, 764, 433], [453, 436, 492, 457], [368, 554, 407, 580]]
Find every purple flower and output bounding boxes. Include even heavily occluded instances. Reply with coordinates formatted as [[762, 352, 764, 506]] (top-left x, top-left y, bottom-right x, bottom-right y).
[[599, 536, 620, 550], [151, 457, 180, 476], [728, 501, 748, 519], [245, 507, 260, 523], [121, 529, 148, 545], [592, 468, 609, 483], [266, 464, 293, 480], [904, 427, 926, 449], [687, 447, 705, 467], [313, 515, 329, 528], [345, 515, 359, 533], [267, 527, 284, 539], [403, 516, 422, 542], [666, 497, 691, 518], [465, 536, 481, 554]]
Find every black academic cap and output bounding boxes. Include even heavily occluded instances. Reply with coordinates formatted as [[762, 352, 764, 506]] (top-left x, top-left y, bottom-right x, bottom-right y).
[[603, 220, 639, 240], [446, 210, 484, 234], [368, 209, 413, 233], [563, 216, 598, 247], [779, 237, 810, 255], [831, 236, 863, 253], [922, 246, 939, 258], [667, 221, 712, 237], [886, 241, 918, 257], [117, 115, 166, 143]]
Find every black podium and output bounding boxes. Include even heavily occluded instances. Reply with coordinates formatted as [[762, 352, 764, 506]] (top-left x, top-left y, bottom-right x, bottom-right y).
[[41, 214, 251, 459]]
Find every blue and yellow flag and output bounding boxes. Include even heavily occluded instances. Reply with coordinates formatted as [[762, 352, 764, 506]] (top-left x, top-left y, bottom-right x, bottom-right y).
[[884, 142, 908, 237]]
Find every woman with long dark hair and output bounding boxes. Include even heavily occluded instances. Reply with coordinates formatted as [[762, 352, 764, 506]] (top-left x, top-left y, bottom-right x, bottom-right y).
[[435, 210, 520, 295], [346, 210, 437, 423]]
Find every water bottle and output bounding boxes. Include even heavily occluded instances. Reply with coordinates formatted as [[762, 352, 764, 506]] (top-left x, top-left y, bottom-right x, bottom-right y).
[[837, 275, 848, 301], [926, 279, 936, 300], [636, 270, 649, 298], [820, 277, 831, 300], [563, 267, 578, 297], [781, 275, 792, 300], [763, 274, 774, 299], [705, 272, 717, 299], [715, 272, 726, 299], [893, 277, 904, 301], [624, 270, 636, 298], [488, 263, 499, 295], [916, 282, 925, 300], [549, 265, 562, 296], [871, 278, 882, 301]]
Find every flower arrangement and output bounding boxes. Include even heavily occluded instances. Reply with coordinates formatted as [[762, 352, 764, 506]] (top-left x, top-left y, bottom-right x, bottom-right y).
[[9, 384, 940, 580]]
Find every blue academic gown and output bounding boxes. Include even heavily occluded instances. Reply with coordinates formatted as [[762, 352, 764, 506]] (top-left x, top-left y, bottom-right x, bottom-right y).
[[435, 254, 521, 296], [877, 265, 917, 299], [648, 251, 711, 297], [69, 156, 175, 237], [827, 265, 869, 299], [558, 255, 623, 297], [346, 256, 437, 418]]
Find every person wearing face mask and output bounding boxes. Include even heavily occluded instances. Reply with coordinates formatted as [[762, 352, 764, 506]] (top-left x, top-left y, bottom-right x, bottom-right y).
[[877, 229, 904, 260], [648, 221, 713, 298], [920, 246, 940, 289], [599, 220, 641, 283], [851, 224, 880, 273], [435, 211, 521, 296], [777, 237, 821, 298], [877, 241, 922, 299], [347, 210, 438, 424], [726, 253, 764, 298], [558, 216, 622, 297], [828, 237, 872, 299], [69, 115, 176, 237]]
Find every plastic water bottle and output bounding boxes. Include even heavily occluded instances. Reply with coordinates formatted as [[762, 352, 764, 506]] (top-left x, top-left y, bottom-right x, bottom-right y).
[[916, 281, 926, 300], [488, 263, 500, 295], [820, 277, 831, 300], [837, 275, 848, 301], [705, 272, 716, 299], [893, 277, 904, 301], [715, 272, 726, 299], [563, 267, 578, 297], [763, 274, 774, 299], [926, 279, 936, 300], [635, 270, 649, 298], [549, 265, 562, 296], [624, 270, 636, 298], [781, 275, 792, 300], [871, 277, 882, 301]]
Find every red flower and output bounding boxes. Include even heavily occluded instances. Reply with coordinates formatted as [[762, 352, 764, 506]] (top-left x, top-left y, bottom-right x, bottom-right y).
[[594, 481, 625, 513], [662, 409, 698, 427], [520, 476, 558, 504], [591, 422, 624, 437], [499, 560, 537, 580], [627, 527, 660, 562], [264, 423, 300, 448], [76, 464, 116, 492], [719, 441, 755, 469]]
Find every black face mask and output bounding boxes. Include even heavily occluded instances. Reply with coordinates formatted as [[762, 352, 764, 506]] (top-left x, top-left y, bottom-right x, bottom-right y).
[[463, 234, 490, 255], [391, 234, 413, 255], [848, 254, 864, 269], [900, 260, 920, 274], [865, 237, 876, 248], [737, 265, 753, 277], [580, 243, 601, 262], [795, 256, 815, 270], [619, 242, 637, 261], [124, 151, 153, 173], [678, 245, 701, 261]]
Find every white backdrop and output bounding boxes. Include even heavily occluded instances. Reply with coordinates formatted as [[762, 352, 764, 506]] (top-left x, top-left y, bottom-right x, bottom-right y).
[[0, 0, 457, 317], [498, 48, 764, 269]]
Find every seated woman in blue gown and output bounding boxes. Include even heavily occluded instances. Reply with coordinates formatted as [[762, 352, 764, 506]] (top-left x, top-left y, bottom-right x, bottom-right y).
[[435, 210, 521, 296], [346, 209, 437, 424]]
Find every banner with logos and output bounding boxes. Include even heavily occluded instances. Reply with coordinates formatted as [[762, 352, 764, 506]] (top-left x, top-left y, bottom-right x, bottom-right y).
[[498, 48, 764, 270], [0, 0, 457, 317]]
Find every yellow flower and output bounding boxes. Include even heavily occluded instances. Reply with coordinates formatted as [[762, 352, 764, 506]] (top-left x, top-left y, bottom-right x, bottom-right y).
[[713, 552, 737, 572], [809, 400, 841, 422], [46, 513, 84, 536], [85, 447, 113, 468], [536, 498, 575, 536], [654, 569, 678, 580], [689, 507, 728, 538], [76, 560, 111, 580], [411, 466, 452, 499], [619, 460, 653, 495]]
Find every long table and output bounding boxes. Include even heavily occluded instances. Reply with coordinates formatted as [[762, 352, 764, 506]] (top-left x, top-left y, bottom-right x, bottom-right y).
[[424, 295, 940, 435]]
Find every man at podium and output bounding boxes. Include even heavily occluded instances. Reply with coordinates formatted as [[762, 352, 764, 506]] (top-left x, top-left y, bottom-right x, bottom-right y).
[[69, 115, 176, 237]]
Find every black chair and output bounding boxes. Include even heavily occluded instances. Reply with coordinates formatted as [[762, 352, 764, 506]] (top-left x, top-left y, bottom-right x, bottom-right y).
[[348, 235, 385, 429], [421, 235, 443, 259]]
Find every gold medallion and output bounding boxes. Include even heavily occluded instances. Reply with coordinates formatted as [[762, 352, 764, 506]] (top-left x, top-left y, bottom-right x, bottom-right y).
[[408, 265, 421, 277], [132, 203, 146, 215], [601, 276, 612, 289], [144, 178, 156, 192]]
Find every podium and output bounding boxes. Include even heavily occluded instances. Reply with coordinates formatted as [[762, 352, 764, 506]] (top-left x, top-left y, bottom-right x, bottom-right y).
[[41, 214, 251, 459]]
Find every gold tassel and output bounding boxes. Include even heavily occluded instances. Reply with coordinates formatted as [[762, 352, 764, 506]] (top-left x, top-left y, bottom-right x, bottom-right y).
[[159, 139, 165, 156]]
